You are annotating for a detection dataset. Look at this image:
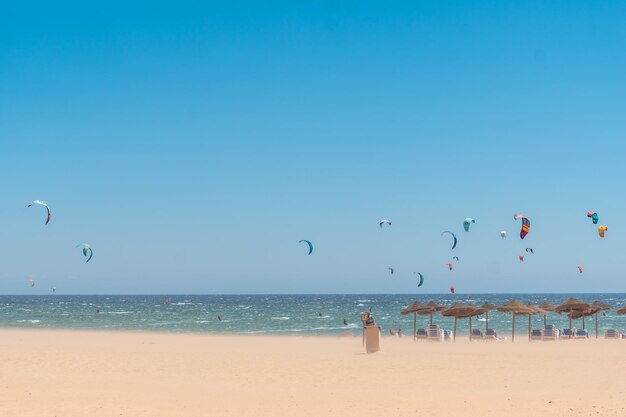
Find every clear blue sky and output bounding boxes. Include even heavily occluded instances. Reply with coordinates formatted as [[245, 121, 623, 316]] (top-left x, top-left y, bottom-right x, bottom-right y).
[[1, 1, 625, 294]]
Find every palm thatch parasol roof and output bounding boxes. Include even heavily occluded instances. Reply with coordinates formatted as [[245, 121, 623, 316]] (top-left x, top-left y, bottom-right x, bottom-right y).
[[424, 301, 447, 311], [538, 301, 557, 311], [442, 302, 479, 318], [590, 301, 613, 312], [480, 302, 497, 311], [401, 301, 425, 315], [554, 297, 590, 313], [617, 305, 626, 315], [496, 300, 534, 314], [527, 302, 545, 315]]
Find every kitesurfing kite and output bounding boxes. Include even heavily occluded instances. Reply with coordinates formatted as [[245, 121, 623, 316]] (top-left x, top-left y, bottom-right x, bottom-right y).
[[447, 263, 453, 271], [30, 279, 35, 287], [75, 243, 93, 263], [450, 285, 455, 294], [413, 272, 424, 287], [598, 225, 608, 238], [500, 231, 507, 238], [463, 218, 475, 232], [514, 213, 530, 239], [441, 231, 457, 250], [452, 256, 459, 262], [587, 212, 599, 224], [52, 287, 56, 293], [525, 248, 534, 254], [577, 265, 583, 273], [379, 219, 392, 228], [28, 200, 51, 225], [519, 255, 524, 262], [388, 267, 394, 275], [298, 240, 313, 255]]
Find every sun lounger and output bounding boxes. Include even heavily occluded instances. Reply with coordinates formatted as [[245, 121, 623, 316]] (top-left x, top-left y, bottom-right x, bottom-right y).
[[561, 328, 575, 338], [604, 329, 620, 339], [470, 328, 483, 341], [530, 329, 542, 341], [573, 328, 589, 339], [542, 325, 559, 340], [443, 330, 453, 341], [484, 329, 499, 340], [427, 324, 444, 342], [415, 328, 428, 340]]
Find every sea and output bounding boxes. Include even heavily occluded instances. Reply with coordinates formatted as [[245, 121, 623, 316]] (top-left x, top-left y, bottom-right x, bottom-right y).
[[0, 294, 624, 336]]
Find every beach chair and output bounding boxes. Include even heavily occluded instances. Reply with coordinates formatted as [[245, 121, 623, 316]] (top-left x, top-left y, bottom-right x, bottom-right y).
[[415, 328, 428, 340], [427, 324, 443, 342], [530, 329, 542, 341], [561, 328, 575, 338], [573, 328, 589, 339], [542, 325, 559, 341], [470, 328, 483, 341], [484, 329, 498, 340], [443, 330, 453, 341], [604, 329, 620, 339]]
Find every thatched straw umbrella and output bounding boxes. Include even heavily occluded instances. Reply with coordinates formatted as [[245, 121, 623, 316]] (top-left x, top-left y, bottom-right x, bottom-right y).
[[464, 307, 487, 341], [441, 302, 480, 342], [538, 301, 556, 326], [422, 301, 447, 325], [401, 301, 425, 341], [590, 301, 613, 338], [480, 302, 497, 334], [617, 305, 626, 315], [555, 297, 590, 338], [527, 302, 546, 341], [496, 300, 534, 342]]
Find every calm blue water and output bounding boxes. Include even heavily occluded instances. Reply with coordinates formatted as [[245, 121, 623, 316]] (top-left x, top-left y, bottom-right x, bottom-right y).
[[0, 294, 624, 336]]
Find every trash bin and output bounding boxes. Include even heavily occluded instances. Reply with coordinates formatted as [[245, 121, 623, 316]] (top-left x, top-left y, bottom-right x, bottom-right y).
[[364, 325, 381, 353]]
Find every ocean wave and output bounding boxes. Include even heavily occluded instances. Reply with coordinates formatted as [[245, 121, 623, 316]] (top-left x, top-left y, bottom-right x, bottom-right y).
[[271, 316, 290, 320]]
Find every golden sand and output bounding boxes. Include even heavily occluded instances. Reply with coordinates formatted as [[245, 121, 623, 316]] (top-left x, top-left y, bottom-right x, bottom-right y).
[[1, 329, 624, 417]]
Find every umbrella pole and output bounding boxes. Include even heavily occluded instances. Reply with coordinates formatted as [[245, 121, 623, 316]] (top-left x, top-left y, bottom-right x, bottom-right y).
[[582, 315, 585, 330], [413, 312, 416, 341], [430, 313, 433, 326], [595, 312, 598, 339], [512, 313, 515, 342], [544, 313, 547, 327], [485, 311, 489, 334], [453, 317, 457, 342], [528, 314, 531, 341], [469, 316, 472, 342]]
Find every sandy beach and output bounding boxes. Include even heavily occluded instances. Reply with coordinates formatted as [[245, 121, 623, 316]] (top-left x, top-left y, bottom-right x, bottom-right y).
[[1, 329, 624, 417]]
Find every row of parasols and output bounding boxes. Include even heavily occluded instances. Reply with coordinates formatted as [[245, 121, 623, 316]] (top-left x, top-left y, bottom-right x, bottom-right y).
[[400, 298, 626, 342]]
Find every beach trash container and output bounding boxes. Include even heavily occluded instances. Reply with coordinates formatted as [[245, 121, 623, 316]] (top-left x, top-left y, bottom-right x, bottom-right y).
[[364, 326, 381, 353]]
